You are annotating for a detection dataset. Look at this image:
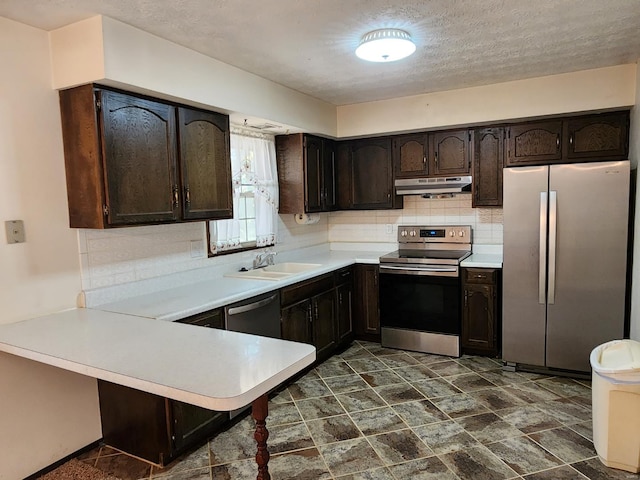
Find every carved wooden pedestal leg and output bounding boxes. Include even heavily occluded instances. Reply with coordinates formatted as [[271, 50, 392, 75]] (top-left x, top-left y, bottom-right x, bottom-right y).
[[252, 394, 270, 480]]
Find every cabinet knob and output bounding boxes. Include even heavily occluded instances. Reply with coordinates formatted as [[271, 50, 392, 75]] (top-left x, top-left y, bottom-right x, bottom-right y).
[[185, 186, 191, 206]]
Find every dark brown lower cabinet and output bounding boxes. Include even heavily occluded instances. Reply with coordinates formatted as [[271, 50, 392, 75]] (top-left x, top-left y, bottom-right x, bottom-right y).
[[461, 268, 501, 357], [280, 273, 337, 362], [335, 267, 354, 346], [353, 264, 381, 342], [97, 308, 228, 465]]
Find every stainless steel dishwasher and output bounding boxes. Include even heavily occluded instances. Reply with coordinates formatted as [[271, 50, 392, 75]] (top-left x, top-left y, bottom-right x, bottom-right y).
[[224, 291, 281, 339]]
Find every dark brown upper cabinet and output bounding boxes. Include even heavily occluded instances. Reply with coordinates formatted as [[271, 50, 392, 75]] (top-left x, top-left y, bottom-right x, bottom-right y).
[[506, 120, 563, 166], [177, 108, 232, 220], [564, 111, 629, 161], [337, 137, 402, 210], [276, 133, 336, 213], [59, 85, 232, 228], [393, 133, 429, 178], [430, 129, 471, 176], [472, 127, 504, 207]]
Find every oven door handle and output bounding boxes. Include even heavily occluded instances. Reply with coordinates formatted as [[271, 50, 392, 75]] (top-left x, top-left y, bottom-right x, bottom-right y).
[[379, 265, 458, 276]]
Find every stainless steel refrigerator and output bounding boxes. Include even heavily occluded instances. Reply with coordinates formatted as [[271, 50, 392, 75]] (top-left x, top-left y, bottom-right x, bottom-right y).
[[503, 160, 630, 372]]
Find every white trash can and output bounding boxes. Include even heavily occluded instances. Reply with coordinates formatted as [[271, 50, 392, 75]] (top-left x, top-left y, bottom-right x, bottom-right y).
[[590, 339, 640, 473]]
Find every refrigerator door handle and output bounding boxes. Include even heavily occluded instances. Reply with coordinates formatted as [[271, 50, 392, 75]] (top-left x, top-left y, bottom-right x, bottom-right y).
[[539, 192, 548, 304], [548, 191, 557, 304]]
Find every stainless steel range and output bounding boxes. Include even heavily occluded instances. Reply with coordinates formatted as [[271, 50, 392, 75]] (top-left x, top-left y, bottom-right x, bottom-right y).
[[379, 225, 472, 357]]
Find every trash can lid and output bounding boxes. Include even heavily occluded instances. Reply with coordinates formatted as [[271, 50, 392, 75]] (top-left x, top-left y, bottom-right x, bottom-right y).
[[590, 339, 640, 373]]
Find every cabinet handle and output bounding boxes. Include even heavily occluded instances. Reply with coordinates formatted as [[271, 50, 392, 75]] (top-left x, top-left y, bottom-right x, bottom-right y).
[[339, 292, 343, 304], [556, 135, 560, 149], [423, 155, 427, 165], [314, 302, 319, 319], [185, 186, 191, 206], [173, 186, 179, 208], [308, 304, 313, 323], [464, 291, 468, 307], [569, 134, 573, 145]]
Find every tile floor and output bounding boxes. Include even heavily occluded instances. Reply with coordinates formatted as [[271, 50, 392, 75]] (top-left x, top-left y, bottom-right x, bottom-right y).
[[66, 341, 639, 480]]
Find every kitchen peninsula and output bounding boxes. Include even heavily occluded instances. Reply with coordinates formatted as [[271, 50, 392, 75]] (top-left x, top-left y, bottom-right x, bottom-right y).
[[0, 309, 316, 479]]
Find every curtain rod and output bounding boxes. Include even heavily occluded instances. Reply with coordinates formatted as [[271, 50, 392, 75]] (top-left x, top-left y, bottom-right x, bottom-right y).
[[230, 124, 276, 140]]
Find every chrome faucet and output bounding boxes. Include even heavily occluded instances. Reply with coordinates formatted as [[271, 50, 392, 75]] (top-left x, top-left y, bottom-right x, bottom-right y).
[[253, 249, 276, 269]]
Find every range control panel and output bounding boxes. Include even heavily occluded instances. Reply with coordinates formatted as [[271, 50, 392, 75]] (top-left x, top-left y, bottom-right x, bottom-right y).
[[397, 225, 472, 244]]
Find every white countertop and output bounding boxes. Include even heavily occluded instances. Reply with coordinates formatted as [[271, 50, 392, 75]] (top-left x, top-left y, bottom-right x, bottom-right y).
[[461, 253, 503, 269], [0, 309, 315, 411], [92, 250, 384, 322]]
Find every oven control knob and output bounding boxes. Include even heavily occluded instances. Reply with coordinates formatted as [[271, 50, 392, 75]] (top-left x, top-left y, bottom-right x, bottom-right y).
[[401, 230, 407, 237], [458, 231, 465, 237], [449, 231, 455, 237], [409, 230, 416, 237]]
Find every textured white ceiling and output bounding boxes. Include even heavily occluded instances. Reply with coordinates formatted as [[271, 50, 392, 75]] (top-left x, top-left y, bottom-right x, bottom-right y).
[[2, 0, 640, 105]]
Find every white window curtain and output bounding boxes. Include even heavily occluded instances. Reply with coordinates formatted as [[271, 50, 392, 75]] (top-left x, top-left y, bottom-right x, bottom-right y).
[[210, 130, 278, 253]]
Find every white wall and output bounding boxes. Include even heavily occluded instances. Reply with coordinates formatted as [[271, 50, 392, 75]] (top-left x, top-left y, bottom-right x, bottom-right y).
[[50, 16, 337, 137], [0, 17, 101, 480], [337, 65, 637, 138], [629, 61, 640, 341]]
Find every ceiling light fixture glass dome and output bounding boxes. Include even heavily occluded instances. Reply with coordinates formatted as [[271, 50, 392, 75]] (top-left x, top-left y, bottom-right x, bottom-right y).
[[355, 28, 416, 62]]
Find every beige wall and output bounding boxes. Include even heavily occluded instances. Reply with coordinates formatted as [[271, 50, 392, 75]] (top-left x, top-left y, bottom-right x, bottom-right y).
[[337, 65, 637, 138], [0, 17, 101, 480], [50, 16, 337, 137]]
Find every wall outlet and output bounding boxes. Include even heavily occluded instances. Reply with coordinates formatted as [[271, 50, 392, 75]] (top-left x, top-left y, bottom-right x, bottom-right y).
[[190, 240, 204, 258], [385, 224, 393, 234], [5, 220, 26, 244]]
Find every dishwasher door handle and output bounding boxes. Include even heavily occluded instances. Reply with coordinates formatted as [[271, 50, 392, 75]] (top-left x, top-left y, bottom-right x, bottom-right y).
[[227, 293, 279, 316]]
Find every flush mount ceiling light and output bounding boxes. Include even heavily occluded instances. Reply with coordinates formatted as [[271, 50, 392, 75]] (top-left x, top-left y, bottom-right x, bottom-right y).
[[355, 28, 416, 62]]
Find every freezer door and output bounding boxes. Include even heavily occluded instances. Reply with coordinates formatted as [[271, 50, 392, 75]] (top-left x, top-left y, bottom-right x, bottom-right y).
[[503, 166, 549, 366], [546, 161, 629, 371]]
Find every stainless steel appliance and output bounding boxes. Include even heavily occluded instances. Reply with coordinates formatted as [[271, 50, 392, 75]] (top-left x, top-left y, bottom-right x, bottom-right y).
[[379, 225, 472, 356], [224, 291, 281, 418], [395, 176, 472, 197], [503, 160, 630, 373], [225, 291, 281, 339]]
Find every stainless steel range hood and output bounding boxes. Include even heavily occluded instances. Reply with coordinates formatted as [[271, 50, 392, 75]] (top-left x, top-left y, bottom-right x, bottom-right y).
[[395, 176, 472, 197]]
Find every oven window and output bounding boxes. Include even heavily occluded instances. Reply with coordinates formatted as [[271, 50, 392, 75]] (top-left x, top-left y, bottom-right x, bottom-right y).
[[379, 274, 461, 335]]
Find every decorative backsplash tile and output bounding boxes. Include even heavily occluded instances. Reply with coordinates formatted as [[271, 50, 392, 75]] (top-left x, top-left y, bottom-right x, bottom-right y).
[[78, 195, 503, 292], [328, 194, 503, 245]]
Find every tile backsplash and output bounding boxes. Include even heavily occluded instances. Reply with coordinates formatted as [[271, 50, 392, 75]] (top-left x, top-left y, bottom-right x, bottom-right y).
[[328, 194, 503, 244], [78, 194, 502, 291], [78, 214, 329, 290]]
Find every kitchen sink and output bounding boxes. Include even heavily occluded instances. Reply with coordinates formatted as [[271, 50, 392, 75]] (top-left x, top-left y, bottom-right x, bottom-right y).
[[263, 262, 321, 274], [225, 262, 321, 281]]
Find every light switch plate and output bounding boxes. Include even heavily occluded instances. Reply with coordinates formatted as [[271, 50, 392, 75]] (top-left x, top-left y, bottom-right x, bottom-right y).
[[5, 220, 26, 244]]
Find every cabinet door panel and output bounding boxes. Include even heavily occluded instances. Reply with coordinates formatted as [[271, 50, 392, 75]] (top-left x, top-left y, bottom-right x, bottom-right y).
[[431, 130, 470, 176], [313, 290, 336, 359], [322, 140, 337, 211], [354, 265, 380, 338], [462, 284, 495, 351], [171, 401, 227, 452], [351, 139, 393, 208], [178, 108, 232, 220], [472, 127, 504, 207], [336, 282, 353, 344], [281, 300, 312, 343], [304, 135, 323, 212], [506, 121, 562, 166], [100, 90, 178, 225], [394, 134, 428, 178], [566, 113, 629, 160]]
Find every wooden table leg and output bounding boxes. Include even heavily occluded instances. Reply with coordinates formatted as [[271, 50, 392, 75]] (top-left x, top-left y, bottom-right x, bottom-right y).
[[252, 394, 270, 480]]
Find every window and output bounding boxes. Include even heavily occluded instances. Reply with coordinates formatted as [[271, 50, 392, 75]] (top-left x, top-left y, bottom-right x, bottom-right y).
[[209, 130, 278, 254]]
